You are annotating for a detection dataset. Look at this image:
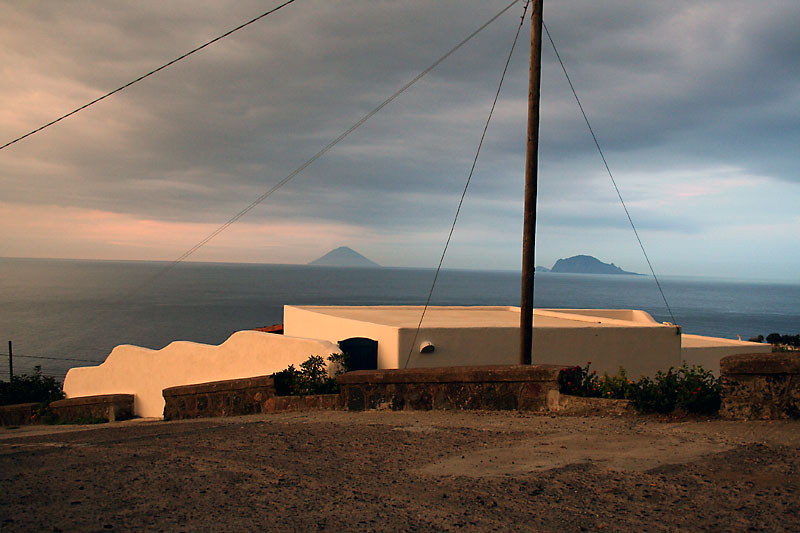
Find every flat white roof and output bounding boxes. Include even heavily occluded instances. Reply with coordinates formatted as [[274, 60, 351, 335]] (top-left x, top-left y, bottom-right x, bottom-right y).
[[287, 305, 670, 330], [681, 333, 770, 349]]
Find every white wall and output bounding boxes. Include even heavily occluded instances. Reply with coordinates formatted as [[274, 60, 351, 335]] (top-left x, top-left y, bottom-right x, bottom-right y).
[[63, 331, 340, 418], [398, 326, 518, 369], [285, 306, 682, 377], [532, 325, 681, 378], [61, 306, 770, 420], [681, 334, 772, 375], [398, 324, 680, 378]]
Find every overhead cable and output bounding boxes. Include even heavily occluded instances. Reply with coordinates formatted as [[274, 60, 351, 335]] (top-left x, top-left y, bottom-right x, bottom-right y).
[[403, 0, 531, 368], [542, 22, 677, 325], [127, 0, 522, 293], [0, 0, 298, 152], [0, 352, 100, 363]]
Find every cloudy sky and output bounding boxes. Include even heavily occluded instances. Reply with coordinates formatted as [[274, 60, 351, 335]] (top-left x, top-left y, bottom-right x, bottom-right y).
[[1, 0, 798, 280]]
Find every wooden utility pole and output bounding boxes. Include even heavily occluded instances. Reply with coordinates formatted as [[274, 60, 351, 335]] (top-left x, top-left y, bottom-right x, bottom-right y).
[[7, 341, 13, 381], [520, 0, 543, 365]]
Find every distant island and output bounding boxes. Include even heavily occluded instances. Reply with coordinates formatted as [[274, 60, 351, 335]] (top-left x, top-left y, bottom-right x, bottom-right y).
[[308, 246, 380, 268], [308, 249, 635, 273], [537, 255, 641, 276]]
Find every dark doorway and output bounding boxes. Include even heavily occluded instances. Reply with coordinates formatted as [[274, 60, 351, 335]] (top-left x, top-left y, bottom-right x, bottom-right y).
[[338, 337, 378, 371]]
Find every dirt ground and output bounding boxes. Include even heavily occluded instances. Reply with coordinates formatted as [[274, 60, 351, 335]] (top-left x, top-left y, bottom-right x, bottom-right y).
[[1, 410, 798, 531]]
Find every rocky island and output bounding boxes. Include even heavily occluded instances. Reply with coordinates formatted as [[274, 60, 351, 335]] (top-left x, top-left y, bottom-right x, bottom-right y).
[[538, 255, 641, 275]]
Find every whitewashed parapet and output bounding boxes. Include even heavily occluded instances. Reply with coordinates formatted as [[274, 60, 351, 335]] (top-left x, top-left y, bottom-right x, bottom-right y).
[[63, 331, 340, 418]]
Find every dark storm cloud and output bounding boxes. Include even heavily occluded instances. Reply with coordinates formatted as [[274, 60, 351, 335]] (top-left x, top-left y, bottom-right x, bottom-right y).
[[2, 0, 529, 221], [537, 1, 800, 181]]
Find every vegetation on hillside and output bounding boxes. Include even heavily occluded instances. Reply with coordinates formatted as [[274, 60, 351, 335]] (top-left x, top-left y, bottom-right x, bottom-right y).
[[767, 333, 800, 351], [748, 332, 799, 351], [0, 366, 64, 406]]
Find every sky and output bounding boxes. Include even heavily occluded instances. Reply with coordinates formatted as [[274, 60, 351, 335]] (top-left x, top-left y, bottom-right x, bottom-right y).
[[1, 0, 799, 281]]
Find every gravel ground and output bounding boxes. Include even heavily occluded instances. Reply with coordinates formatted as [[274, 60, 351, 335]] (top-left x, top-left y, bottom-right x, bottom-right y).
[[1, 410, 798, 531]]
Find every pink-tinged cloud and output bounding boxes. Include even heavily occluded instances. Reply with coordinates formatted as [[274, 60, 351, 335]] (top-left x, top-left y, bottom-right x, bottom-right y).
[[0, 202, 372, 264]]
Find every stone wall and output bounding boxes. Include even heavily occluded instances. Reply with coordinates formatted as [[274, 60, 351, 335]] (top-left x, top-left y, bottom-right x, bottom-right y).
[[720, 353, 800, 420], [556, 395, 633, 417], [0, 402, 39, 426], [163, 376, 275, 420], [264, 394, 341, 412], [50, 394, 134, 423], [338, 365, 560, 412], [163, 366, 562, 418], [163, 376, 342, 419]]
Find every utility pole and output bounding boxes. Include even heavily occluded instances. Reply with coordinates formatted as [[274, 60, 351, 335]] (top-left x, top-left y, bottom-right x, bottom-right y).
[[520, 0, 543, 365], [7, 341, 13, 381]]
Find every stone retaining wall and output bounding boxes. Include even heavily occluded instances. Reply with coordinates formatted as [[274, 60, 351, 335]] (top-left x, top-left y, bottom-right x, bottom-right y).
[[338, 365, 561, 412], [163, 376, 342, 419], [50, 394, 134, 423], [0, 402, 39, 426], [556, 395, 633, 417], [720, 353, 800, 420], [264, 394, 341, 412], [163, 376, 275, 420]]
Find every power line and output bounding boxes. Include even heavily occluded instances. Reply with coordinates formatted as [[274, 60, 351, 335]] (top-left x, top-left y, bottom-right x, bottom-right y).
[[0, 0, 524, 364], [542, 21, 677, 325], [0, 352, 99, 363], [0, 370, 66, 379], [0, 0, 299, 152], [403, 0, 530, 368], [125, 0, 523, 294]]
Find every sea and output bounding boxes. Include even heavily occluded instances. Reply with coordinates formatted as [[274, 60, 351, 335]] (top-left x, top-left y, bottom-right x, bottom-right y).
[[1, 257, 798, 380]]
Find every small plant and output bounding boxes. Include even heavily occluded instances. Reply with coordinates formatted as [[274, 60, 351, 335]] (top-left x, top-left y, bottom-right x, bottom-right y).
[[296, 355, 336, 395], [674, 364, 720, 414], [32, 403, 59, 424], [558, 363, 600, 397], [598, 367, 633, 399], [272, 353, 351, 397]]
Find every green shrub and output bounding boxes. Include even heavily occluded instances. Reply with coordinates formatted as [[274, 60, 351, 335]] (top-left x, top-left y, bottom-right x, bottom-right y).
[[272, 364, 300, 396], [272, 353, 350, 397], [296, 355, 336, 395], [0, 366, 64, 406], [558, 362, 721, 415], [627, 371, 679, 414], [673, 364, 720, 414], [598, 367, 633, 399]]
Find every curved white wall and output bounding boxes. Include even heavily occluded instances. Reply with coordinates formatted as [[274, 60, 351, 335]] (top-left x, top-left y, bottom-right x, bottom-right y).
[[63, 331, 340, 418]]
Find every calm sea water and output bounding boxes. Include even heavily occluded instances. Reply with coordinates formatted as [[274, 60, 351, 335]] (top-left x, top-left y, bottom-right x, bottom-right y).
[[1, 257, 798, 379]]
